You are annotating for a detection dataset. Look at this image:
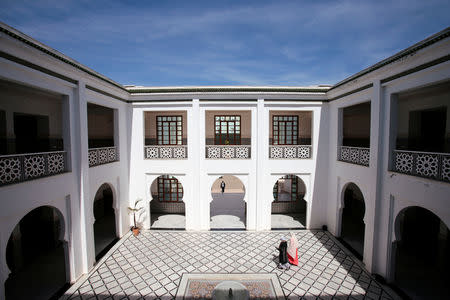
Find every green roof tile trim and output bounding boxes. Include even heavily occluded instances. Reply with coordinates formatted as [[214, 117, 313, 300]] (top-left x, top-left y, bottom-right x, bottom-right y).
[[329, 27, 450, 91], [0, 24, 128, 92], [127, 87, 329, 94]]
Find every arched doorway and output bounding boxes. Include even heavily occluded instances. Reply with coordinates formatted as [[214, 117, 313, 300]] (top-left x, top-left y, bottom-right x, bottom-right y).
[[392, 206, 450, 300], [271, 175, 307, 229], [93, 183, 118, 261], [5, 206, 69, 300], [210, 175, 246, 230], [150, 175, 185, 229], [340, 183, 365, 259]]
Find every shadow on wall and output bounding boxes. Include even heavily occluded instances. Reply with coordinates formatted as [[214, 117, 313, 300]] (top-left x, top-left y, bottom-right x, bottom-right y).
[[391, 206, 450, 300], [5, 206, 70, 300]]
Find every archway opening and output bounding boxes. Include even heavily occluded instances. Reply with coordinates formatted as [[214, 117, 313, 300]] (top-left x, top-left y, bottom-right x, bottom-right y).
[[150, 175, 185, 229], [93, 183, 118, 261], [392, 206, 450, 299], [340, 183, 365, 259], [5, 206, 69, 300], [271, 175, 307, 229], [210, 175, 246, 230]]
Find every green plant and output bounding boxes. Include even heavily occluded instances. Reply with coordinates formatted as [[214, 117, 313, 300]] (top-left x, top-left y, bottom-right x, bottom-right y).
[[128, 199, 143, 229]]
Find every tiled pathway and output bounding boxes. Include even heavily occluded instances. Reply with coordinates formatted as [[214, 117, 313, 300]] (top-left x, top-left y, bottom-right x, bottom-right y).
[[63, 230, 397, 300]]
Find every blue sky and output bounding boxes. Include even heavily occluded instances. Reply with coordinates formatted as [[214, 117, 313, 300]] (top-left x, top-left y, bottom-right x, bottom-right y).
[[1, 0, 449, 86]]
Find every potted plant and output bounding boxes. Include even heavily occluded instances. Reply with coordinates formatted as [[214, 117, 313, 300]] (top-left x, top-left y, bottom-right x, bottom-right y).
[[128, 199, 143, 236]]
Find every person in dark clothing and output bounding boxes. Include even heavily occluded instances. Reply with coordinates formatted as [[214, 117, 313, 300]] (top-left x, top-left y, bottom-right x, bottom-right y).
[[220, 181, 226, 193], [276, 236, 290, 270]]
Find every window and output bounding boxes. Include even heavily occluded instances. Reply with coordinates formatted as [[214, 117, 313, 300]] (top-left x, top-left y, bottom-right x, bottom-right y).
[[214, 115, 241, 145], [157, 116, 182, 145], [157, 175, 183, 202], [273, 115, 298, 145], [273, 175, 299, 202]]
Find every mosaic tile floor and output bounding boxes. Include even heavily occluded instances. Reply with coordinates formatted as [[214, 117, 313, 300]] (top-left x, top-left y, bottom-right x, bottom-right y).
[[63, 230, 398, 300]]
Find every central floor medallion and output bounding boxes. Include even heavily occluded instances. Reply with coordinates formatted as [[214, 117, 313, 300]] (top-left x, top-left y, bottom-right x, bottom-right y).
[[175, 273, 285, 299]]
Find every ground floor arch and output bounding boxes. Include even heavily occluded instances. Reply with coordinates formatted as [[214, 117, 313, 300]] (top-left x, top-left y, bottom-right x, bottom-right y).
[[150, 175, 186, 229], [93, 183, 118, 261], [5, 206, 69, 300], [210, 175, 246, 230], [271, 174, 307, 229], [339, 182, 365, 259], [391, 206, 450, 300]]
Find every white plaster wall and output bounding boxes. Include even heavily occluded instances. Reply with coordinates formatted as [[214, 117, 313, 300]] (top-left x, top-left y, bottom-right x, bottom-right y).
[[373, 60, 450, 280], [327, 44, 450, 277]]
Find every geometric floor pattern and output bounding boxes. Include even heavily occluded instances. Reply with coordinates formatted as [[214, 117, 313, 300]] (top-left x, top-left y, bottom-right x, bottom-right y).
[[63, 230, 398, 300]]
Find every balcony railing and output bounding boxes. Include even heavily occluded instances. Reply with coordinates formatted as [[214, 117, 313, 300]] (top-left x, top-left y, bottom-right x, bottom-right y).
[[206, 145, 251, 159], [392, 150, 450, 182], [269, 145, 311, 159], [338, 146, 370, 166], [0, 151, 67, 186], [88, 147, 118, 167], [144, 145, 187, 159]]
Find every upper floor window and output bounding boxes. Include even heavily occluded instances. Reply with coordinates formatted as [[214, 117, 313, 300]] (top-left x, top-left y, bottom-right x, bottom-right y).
[[157, 175, 183, 202], [215, 115, 241, 145], [273, 116, 298, 145], [157, 116, 182, 145]]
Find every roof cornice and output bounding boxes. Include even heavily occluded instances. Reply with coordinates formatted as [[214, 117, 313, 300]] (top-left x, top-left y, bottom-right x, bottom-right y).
[[126, 86, 330, 94]]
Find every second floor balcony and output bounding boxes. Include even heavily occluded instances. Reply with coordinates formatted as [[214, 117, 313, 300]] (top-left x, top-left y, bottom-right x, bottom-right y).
[[390, 81, 449, 183], [337, 102, 371, 167], [205, 112, 251, 159], [144, 112, 188, 159], [269, 112, 312, 159]]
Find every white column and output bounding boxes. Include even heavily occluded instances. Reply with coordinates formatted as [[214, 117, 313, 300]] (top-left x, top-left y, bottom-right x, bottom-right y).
[[364, 79, 383, 272], [256, 99, 270, 230], [128, 108, 147, 229], [73, 80, 95, 271], [246, 107, 258, 230], [187, 99, 203, 230]]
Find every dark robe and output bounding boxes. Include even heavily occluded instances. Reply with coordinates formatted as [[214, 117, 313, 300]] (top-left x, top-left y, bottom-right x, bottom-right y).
[[277, 241, 288, 264]]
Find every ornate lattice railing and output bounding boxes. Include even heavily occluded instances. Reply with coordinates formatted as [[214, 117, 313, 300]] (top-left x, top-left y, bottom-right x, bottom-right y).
[[392, 150, 450, 182], [144, 145, 187, 159], [88, 147, 118, 167], [206, 145, 251, 159], [338, 146, 370, 166], [269, 145, 311, 159], [0, 151, 67, 186]]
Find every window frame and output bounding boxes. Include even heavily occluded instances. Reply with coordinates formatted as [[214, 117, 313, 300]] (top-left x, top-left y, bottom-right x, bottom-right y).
[[272, 115, 298, 145], [214, 115, 241, 145], [157, 176, 183, 202], [156, 116, 183, 145], [273, 175, 299, 202]]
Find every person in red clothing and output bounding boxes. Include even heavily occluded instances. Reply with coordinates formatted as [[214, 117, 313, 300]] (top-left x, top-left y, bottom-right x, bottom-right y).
[[287, 232, 299, 266]]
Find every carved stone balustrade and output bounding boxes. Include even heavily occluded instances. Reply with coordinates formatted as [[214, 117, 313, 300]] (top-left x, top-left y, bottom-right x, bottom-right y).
[[338, 146, 370, 166], [144, 145, 187, 159], [269, 145, 311, 159], [88, 147, 118, 167], [0, 151, 67, 186], [206, 145, 251, 159], [393, 150, 450, 182]]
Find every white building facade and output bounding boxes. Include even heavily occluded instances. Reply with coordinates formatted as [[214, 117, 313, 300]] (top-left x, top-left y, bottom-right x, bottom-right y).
[[0, 22, 449, 299]]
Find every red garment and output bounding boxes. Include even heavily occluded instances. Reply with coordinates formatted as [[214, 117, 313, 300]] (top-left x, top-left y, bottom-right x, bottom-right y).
[[288, 248, 298, 265]]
